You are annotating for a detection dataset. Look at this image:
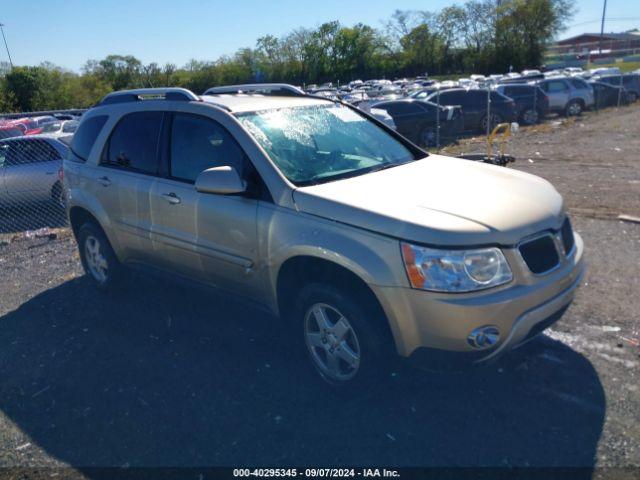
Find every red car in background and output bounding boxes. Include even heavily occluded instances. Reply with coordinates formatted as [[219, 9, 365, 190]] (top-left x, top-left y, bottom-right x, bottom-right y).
[[0, 119, 26, 139], [6, 118, 44, 135]]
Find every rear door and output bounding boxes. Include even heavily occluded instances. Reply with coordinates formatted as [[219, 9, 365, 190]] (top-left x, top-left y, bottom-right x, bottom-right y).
[[150, 112, 261, 298], [541, 80, 570, 110], [3, 139, 61, 203], [375, 102, 427, 142], [87, 111, 164, 265], [439, 90, 485, 131], [436, 91, 465, 124]]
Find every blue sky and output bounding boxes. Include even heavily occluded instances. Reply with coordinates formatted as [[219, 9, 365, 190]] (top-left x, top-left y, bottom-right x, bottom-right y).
[[0, 0, 638, 71]]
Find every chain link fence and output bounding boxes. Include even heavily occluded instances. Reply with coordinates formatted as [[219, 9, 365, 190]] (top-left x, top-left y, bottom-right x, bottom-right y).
[[0, 113, 77, 238]]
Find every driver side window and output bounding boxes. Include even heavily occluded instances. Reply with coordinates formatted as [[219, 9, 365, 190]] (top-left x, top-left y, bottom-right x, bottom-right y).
[[170, 113, 247, 183]]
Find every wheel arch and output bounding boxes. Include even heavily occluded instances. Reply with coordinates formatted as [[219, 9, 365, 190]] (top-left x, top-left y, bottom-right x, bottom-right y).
[[275, 255, 395, 346], [68, 205, 122, 261]]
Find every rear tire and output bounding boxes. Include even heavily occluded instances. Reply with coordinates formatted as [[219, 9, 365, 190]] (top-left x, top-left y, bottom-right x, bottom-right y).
[[293, 282, 391, 389], [419, 125, 437, 147], [77, 222, 123, 291], [627, 92, 638, 103], [565, 99, 583, 116]]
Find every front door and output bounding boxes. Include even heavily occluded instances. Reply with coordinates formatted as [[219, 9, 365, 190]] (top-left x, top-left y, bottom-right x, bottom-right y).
[[150, 112, 260, 299]]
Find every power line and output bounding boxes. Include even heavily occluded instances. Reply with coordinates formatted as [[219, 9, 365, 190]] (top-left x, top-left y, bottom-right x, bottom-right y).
[[568, 17, 640, 28]]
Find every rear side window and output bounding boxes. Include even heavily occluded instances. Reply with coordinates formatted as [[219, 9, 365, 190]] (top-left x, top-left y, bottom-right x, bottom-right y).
[[103, 111, 163, 174], [169, 113, 246, 183], [569, 79, 589, 89], [3, 140, 61, 166], [490, 91, 509, 102], [544, 81, 568, 93], [379, 102, 421, 115], [0, 128, 22, 139], [437, 91, 466, 105], [70, 115, 108, 161], [504, 86, 529, 96]]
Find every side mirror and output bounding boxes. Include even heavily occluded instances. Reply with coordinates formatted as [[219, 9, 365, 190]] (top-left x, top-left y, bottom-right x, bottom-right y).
[[195, 166, 246, 195]]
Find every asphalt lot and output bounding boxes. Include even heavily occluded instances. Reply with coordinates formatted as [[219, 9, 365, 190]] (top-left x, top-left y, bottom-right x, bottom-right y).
[[0, 106, 638, 476]]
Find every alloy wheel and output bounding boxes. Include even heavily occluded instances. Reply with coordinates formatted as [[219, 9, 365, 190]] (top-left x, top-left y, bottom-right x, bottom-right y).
[[84, 235, 109, 284], [304, 303, 361, 382], [567, 101, 582, 116], [522, 109, 539, 125], [421, 128, 436, 147]]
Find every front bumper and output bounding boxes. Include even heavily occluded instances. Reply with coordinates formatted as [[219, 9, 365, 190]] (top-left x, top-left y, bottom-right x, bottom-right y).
[[372, 233, 585, 360]]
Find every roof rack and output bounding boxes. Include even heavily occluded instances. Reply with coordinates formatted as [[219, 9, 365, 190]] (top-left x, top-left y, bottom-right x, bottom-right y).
[[99, 88, 201, 106], [203, 83, 306, 97]]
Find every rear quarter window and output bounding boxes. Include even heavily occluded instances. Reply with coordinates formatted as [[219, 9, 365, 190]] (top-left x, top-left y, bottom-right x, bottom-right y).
[[69, 115, 108, 162], [569, 79, 589, 89]]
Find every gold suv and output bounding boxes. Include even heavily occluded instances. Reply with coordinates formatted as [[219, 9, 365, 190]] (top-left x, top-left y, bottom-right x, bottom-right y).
[[64, 85, 584, 386]]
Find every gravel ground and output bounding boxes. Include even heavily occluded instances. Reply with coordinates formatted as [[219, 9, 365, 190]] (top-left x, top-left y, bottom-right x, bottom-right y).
[[0, 105, 639, 476]]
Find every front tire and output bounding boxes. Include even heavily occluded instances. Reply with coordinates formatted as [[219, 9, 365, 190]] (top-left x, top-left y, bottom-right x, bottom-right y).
[[520, 108, 540, 125], [77, 222, 122, 290], [480, 113, 502, 133], [293, 283, 390, 388]]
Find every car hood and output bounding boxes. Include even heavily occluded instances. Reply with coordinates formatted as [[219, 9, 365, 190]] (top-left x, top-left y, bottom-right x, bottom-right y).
[[293, 155, 564, 246]]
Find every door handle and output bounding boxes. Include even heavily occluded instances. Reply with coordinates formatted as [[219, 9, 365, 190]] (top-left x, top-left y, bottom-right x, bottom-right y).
[[97, 176, 111, 187], [161, 192, 181, 205], [45, 171, 56, 175]]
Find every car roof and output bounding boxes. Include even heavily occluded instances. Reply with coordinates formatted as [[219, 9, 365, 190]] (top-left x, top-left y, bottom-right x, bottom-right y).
[[200, 94, 334, 113]]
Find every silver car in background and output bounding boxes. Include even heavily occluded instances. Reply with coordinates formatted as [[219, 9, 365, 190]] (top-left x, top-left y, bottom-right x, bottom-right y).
[[535, 77, 594, 116], [0, 134, 69, 208]]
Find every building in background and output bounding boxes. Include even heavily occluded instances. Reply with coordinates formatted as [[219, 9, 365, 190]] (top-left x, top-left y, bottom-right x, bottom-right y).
[[549, 29, 640, 62]]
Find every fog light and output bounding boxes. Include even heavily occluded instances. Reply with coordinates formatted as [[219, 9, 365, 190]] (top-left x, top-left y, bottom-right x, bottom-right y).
[[467, 326, 500, 349]]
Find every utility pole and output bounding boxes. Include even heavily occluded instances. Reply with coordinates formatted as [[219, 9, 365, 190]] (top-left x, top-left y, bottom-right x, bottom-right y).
[[599, 0, 608, 55], [0, 23, 13, 69]]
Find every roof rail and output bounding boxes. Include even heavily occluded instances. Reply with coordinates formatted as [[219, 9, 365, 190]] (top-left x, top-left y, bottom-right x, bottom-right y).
[[203, 83, 306, 97], [99, 88, 200, 106]]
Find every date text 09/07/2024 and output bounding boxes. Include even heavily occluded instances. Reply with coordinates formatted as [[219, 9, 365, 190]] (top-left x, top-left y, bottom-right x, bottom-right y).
[[233, 468, 400, 478]]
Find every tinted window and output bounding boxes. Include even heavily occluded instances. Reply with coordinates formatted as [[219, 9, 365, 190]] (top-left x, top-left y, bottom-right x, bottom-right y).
[[104, 112, 163, 174], [437, 91, 467, 105], [503, 86, 529, 96], [70, 115, 108, 161], [2, 139, 61, 166], [379, 102, 421, 115], [0, 128, 22, 140], [569, 79, 589, 89], [490, 91, 509, 102], [545, 81, 568, 93], [170, 113, 246, 183]]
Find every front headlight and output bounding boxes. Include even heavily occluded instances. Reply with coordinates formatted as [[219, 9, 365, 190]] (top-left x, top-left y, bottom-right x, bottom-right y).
[[401, 242, 513, 293]]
